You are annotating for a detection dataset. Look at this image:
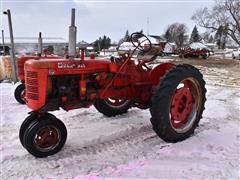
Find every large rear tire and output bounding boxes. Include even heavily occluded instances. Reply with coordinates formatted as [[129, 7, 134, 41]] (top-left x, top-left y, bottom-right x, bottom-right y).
[[22, 114, 67, 158], [150, 64, 206, 142], [94, 98, 132, 117], [14, 83, 26, 104]]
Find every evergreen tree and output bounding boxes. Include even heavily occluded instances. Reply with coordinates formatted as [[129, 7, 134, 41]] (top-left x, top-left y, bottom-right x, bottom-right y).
[[190, 25, 201, 43], [124, 30, 130, 42], [93, 35, 111, 52]]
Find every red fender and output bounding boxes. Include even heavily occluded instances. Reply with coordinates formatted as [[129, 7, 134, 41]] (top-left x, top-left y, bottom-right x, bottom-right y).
[[149, 63, 175, 85]]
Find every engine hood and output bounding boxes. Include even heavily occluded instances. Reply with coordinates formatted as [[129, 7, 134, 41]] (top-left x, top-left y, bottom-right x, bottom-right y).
[[24, 58, 112, 75]]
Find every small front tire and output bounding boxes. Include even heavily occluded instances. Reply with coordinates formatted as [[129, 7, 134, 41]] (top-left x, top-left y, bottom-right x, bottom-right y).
[[22, 114, 67, 158], [19, 113, 38, 147], [14, 83, 26, 104]]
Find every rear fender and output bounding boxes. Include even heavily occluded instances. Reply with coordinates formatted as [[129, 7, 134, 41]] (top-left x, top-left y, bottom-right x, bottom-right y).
[[149, 63, 175, 85]]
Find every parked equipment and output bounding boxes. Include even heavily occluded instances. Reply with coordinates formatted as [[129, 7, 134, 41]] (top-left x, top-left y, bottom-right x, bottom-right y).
[[20, 9, 206, 157], [176, 43, 210, 59]]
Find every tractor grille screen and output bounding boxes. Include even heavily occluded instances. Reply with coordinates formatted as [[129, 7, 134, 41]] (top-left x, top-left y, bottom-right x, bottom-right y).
[[26, 71, 39, 100], [26, 71, 38, 78]]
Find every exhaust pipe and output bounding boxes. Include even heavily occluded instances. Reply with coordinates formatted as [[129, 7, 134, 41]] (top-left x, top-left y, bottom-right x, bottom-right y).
[[68, 8, 77, 60], [37, 32, 43, 56], [1, 30, 5, 55]]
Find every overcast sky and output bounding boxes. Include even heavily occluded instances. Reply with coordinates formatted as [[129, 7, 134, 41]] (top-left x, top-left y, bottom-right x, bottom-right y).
[[1, 0, 215, 43]]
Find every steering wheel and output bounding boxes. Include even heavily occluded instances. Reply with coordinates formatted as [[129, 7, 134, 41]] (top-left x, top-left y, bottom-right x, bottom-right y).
[[130, 32, 152, 53]]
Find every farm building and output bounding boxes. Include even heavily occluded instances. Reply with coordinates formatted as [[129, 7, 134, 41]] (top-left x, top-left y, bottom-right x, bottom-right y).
[[99, 46, 118, 57], [0, 37, 67, 55], [163, 42, 176, 55]]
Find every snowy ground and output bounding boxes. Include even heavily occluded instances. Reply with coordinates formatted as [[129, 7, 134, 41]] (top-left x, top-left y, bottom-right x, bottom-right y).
[[0, 58, 240, 179]]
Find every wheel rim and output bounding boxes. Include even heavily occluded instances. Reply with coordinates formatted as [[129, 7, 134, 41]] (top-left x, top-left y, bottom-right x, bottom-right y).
[[34, 126, 61, 152], [105, 98, 130, 109], [170, 78, 202, 133]]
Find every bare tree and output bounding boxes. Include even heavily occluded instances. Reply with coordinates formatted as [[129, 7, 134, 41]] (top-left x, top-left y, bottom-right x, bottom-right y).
[[192, 0, 240, 46], [202, 31, 214, 43], [164, 23, 188, 47], [215, 25, 229, 49]]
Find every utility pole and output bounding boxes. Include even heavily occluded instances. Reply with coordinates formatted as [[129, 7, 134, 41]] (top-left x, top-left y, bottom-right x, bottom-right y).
[[3, 9, 18, 83], [147, 17, 149, 36], [1, 30, 5, 54]]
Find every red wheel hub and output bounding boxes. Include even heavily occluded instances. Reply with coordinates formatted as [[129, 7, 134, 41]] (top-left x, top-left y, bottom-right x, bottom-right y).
[[35, 127, 59, 149], [105, 98, 127, 106], [170, 81, 193, 129]]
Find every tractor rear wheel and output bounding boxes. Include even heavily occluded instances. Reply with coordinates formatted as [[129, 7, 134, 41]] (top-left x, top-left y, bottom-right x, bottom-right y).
[[22, 114, 67, 157], [14, 83, 26, 104], [150, 64, 206, 142], [94, 98, 132, 117]]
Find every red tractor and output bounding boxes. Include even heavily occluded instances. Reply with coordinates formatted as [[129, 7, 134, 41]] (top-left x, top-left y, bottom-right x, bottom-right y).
[[14, 33, 60, 104], [19, 9, 206, 157]]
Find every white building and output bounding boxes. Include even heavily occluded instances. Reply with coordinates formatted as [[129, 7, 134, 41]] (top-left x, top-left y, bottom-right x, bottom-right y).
[[0, 37, 67, 55], [163, 42, 176, 54]]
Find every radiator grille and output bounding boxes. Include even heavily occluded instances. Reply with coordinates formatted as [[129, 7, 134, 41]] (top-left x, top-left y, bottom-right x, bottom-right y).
[[26, 78, 38, 86], [27, 71, 38, 78], [26, 85, 38, 93], [26, 71, 38, 100], [27, 92, 39, 100]]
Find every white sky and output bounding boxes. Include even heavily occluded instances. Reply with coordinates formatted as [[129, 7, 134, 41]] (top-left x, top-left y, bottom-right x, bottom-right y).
[[1, 0, 215, 43]]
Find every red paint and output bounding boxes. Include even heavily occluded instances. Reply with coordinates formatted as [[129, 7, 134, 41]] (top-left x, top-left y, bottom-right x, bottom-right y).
[[23, 52, 175, 112], [170, 80, 193, 128]]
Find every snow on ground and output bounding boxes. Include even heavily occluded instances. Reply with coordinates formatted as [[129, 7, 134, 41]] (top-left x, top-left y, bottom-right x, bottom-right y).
[[0, 61, 240, 179]]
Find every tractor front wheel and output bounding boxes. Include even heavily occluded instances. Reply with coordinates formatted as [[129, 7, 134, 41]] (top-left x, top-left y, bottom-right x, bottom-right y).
[[19, 113, 56, 147], [14, 83, 26, 104], [150, 64, 206, 142], [22, 114, 67, 157], [19, 113, 38, 147], [94, 98, 132, 117]]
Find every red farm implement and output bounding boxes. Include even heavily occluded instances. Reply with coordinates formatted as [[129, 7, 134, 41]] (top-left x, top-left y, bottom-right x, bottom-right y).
[[176, 45, 210, 59]]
